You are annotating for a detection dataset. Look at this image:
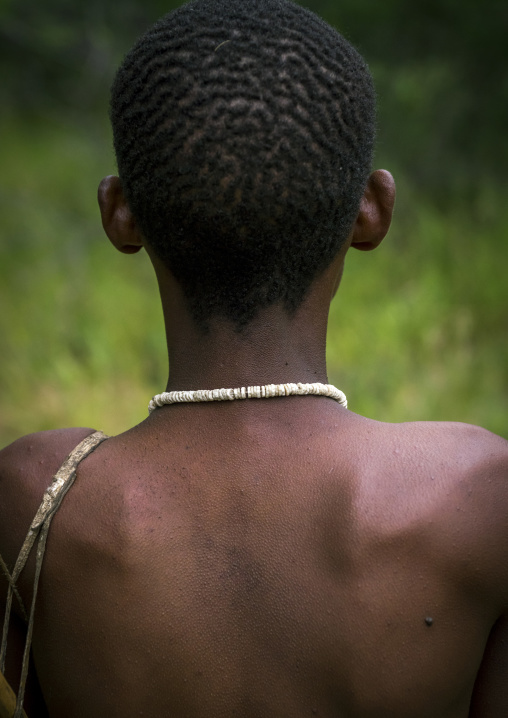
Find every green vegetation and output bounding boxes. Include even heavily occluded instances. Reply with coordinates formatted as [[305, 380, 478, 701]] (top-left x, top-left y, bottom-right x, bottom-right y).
[[1, 0, 506, 446], [328, 186, 508, 432]]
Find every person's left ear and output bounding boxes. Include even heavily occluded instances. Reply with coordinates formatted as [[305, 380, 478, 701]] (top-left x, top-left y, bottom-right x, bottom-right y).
[[350, 169, 396, 252], [98, 175, 144, 254]]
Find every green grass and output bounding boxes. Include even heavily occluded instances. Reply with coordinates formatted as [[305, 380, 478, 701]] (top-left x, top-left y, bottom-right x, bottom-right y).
[[1, 117, 506, 447], [328, 185, 508, 430]]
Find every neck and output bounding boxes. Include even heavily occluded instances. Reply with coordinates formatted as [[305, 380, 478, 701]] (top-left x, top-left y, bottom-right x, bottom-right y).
[[164, 304, 329, 392], [149, 253, 343, 393]]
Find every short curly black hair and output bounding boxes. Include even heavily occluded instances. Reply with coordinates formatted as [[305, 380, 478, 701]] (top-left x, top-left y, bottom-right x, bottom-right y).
[[111, 0, 376, 328]]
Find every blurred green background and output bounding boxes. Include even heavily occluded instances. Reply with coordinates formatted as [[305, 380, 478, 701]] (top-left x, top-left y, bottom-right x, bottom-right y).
[[1, 0, 507, 447]]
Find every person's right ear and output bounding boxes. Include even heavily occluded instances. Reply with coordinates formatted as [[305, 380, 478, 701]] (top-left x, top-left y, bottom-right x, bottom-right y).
[[98, 175, 144, 254], [350, 169, 396, 252]]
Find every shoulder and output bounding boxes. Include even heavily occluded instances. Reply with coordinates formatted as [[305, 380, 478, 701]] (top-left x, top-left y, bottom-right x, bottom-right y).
[[377, 418, 508, 470], [348, 413, 508, 473], [396, 421, 508, 594], [0, 427, 100, 494], [0, 428, 98, 569], [381, 419, 508, 505], [353, 415, 508, 544], [354, 417, 508, 606]]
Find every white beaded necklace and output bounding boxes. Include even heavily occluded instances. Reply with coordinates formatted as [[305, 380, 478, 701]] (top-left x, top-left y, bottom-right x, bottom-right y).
[[148, 382, 347, 414]]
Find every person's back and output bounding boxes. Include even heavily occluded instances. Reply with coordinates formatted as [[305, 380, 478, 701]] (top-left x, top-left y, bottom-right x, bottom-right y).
[[3, 400, 508, 717], [1, 0, 508, 716]]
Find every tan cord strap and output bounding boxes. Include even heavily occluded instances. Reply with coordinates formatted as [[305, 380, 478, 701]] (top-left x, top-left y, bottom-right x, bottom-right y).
[[1, 431, 109, 718], [0, 558, 26, 625]]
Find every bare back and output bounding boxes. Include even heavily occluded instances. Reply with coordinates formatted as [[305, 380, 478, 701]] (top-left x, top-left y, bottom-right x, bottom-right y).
[[1, 398, 508, 717]]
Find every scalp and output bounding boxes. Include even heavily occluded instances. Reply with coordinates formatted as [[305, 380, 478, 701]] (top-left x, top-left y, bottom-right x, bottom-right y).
[[111, 0, 376, 327]]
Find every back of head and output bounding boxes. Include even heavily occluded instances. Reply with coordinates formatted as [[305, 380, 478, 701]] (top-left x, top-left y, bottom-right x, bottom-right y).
[[111, 0, 375, 328]]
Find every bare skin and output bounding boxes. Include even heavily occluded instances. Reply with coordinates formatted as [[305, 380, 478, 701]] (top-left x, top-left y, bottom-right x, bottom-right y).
[[1, 170, 508, 717]]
